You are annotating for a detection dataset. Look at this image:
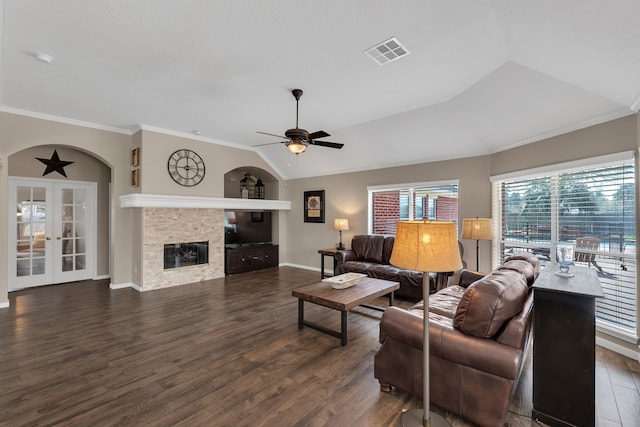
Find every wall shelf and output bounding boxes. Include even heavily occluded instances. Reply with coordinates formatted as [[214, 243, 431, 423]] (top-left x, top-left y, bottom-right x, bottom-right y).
[[120, 193, 291, 210]]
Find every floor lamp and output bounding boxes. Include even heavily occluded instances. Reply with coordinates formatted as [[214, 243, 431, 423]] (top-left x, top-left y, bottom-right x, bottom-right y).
[[461, 217, 494, 271], [390, 220, 463, 427]]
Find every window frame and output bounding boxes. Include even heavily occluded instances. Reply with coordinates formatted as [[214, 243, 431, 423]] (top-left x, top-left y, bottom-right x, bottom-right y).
[[367, 180, 459, 235]]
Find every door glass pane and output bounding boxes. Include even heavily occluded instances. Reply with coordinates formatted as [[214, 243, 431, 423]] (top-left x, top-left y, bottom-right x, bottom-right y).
[[32, 257, 45, 275], [59, 187, 88, 273], [63, 205, 74, 220], [16, 259, 30, 277], [76, 255, 86, 271], [76, 238, 86, 253], [15, 185, 47, 278], [62, 256, 73, 272], [62, 188, 74, 204]]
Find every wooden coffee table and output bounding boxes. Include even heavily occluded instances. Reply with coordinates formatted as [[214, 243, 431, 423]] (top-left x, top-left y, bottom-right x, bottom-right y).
[[291, 277, 399, 346]]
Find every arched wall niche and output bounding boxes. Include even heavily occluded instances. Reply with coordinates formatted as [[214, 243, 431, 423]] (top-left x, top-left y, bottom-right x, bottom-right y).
[[224, 166, 278, 200], [223, 166, 280, 246]]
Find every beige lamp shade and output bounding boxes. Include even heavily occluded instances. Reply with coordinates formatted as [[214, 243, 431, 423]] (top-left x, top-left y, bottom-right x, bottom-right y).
[[461, 218, 494, 241], [390, 220, 463, 273], [333, 218, 349, 231]]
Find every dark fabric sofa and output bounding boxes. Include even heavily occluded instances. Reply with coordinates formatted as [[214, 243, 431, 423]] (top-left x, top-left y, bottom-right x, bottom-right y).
[[373, 253, 540, 427], [334, 234, 464, 300]]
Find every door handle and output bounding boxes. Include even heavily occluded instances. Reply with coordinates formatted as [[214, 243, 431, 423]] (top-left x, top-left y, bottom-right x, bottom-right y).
[[46, 237, 52, 240], [56, 236, 61, 240]]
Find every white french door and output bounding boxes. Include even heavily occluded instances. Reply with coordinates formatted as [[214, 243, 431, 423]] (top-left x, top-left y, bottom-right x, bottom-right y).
[[8, 177, 97, 290]]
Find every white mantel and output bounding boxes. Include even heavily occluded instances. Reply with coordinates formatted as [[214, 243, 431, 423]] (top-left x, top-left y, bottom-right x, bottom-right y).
[[120, 193, 291, 210]]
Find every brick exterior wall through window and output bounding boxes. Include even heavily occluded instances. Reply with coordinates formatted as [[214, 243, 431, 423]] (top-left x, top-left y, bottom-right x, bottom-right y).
[[435, 196, 458, 221], [372, 189, 458, 235], [372, 190, 400, 234]]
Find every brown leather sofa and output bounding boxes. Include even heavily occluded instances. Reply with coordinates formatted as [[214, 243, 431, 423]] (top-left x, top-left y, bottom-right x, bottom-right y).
[[334, 235, 464, 300], [374, 253, 540, 427]]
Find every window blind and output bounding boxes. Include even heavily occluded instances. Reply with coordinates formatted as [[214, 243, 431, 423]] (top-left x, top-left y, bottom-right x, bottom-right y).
[[492, 156, 637, 338]]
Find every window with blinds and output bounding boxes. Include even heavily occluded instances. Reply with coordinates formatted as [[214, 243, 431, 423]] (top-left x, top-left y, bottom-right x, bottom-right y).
[[491, 154, 637, 338], [368, 182, 458, 235]]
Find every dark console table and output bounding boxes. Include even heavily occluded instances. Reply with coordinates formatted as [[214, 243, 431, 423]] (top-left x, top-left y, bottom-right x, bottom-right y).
[[532, 265, 603, 427], [225, 244, 278, 275]]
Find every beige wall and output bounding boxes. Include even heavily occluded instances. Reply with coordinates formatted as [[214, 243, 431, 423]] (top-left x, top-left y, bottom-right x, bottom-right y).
[[491, 115, 638, 177], [282, 155, 493, 272], [138, 130, 281, 197]]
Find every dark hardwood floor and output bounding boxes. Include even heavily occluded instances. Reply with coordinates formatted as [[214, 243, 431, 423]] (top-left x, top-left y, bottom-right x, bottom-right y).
[[1, 267, 638, 426]]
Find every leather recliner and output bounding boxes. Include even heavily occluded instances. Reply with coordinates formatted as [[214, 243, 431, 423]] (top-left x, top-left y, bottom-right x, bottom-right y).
[[374, 252, 540, 427]]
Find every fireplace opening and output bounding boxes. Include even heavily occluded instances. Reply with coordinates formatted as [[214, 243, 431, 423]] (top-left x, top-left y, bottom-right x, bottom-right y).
[[164, 241, 209, 270]]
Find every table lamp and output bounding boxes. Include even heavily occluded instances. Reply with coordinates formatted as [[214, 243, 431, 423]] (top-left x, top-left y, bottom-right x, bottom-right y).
[[390, 220, 462, 427], [461, 217, 494, 271], [334, 218, 349, 250]]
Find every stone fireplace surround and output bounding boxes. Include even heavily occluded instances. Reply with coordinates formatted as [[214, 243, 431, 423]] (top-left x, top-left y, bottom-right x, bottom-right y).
[[120, 194, 290, 291]]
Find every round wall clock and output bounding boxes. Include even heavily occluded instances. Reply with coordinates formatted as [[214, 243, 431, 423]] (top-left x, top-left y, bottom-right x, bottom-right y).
[[167, 149, 205, 187]]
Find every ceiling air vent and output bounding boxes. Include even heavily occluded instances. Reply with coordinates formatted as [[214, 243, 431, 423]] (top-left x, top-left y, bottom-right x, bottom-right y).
[[364, 37, 410, 65]]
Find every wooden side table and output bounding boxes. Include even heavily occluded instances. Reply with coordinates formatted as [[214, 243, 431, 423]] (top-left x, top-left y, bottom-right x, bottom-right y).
[[318, 248, 342, 279], [532, 265, 603, 427]]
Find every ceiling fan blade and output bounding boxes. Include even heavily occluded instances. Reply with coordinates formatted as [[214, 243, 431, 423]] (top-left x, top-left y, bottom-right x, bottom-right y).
[[308, 130, 331, 140], [253, 141, 287, 147], [309, 140, 344, 149], [257, 131, 288, 139]]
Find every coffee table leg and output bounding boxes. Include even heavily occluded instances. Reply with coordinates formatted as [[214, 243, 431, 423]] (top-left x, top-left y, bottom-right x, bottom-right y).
[[298, 299, 304, 330], [341, 310, 347, 346], [388, 291, 395, 306]]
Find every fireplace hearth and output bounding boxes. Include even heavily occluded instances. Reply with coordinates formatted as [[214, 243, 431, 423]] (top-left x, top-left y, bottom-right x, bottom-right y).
[[164, 241, 209, 270]]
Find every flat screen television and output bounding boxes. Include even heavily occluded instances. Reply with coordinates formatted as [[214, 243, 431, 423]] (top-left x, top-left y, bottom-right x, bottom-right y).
[[224, 211, 272, 245]]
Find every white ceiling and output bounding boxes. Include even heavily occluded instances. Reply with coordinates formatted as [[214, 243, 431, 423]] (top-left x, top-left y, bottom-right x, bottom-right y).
[[1, 0, 638, 179]]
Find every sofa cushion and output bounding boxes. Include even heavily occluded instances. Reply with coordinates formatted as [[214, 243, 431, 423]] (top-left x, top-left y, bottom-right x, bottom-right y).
[[381, 236, 395, 264], [367, 264, 402, 281], [336, 261, 377, 275], [453, 268, 529, 338], [417, 285, 465, 318], [352, 235, 385, 263]]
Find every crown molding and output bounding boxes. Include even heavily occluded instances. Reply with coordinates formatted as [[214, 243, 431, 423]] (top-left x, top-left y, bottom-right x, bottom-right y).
[[136, 124, 254, 151], [0, 106, 135, 134], [120, 193, 291, 210]]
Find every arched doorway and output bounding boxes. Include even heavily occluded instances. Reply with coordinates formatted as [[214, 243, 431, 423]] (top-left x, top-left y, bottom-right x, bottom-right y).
[[7, 146, 111, 290]]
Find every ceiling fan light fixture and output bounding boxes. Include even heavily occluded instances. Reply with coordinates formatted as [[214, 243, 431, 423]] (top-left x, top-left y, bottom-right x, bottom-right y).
[[286, 140, 307, 154]]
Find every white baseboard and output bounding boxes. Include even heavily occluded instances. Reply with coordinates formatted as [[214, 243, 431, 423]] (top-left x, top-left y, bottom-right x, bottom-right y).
[[109, 282, 142, 292], [279, 262, 332, 276], [596, 336, 640, 362], [94, 275, 110, 280], [0, 301, 9, 309]]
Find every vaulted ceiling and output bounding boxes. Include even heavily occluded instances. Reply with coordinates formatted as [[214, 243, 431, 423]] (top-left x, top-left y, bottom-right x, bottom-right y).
[[1, 0, 638, 179]]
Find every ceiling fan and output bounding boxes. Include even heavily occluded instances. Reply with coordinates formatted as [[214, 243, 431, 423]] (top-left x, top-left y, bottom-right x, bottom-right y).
[[256, 89, 344, 154]]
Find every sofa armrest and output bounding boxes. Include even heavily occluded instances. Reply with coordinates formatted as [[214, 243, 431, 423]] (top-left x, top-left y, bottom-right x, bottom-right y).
[[380, 307, 424, 348], [335, 250, 356, 264], [380, 307, 523, 380]]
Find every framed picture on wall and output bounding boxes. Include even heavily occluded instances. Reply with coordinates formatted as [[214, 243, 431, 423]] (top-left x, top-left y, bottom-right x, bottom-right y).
[[131, 169, 140, 187], [304, 190, 325, 223], [131, 147, 140, 167]]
